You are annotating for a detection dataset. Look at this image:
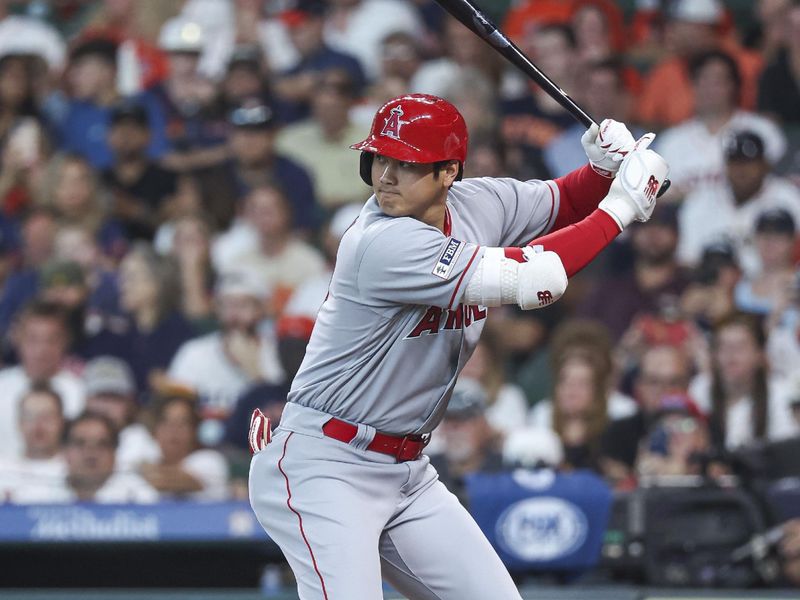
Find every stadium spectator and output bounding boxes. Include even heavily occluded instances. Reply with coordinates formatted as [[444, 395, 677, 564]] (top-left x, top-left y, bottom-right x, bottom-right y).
[[165, 213, 215, 329], [221, 184, 326, 315], [86, 243, 194, 393], [154, 18, 228, 174], [569, 0, 627, 65], [637, 0, 762, 129], [218, 97, 319, 233], [500, 23, 578, 179], [734, 209, 798, 315], [274, 0, 364, 124], [655, 50, 786, 199], [60, 411, 157, 503], [757, 1, 800, 125], [44, 153, 127, 259], [0, 5, 65, 75], [49, 38, 169, 169], [47, 232, 122, 334], [677, 130, 800, 271], [377, 31, 421, 86], [689, 313, 800, 450], [324, 0, 423, 81], [13, 411, 157, 503], [634, 393, 715, 479], [429, 378, 503, 506], [459, 327, 528, 438], [83, 356, 158, 472], [0, 300, 84, 458], [0, 384, 66, 502], [680, 242, 742, 332], [410, 16, 502, 99], [219, 45, 271, 115], [140, 394, 229, 501], [0, 54, 48, 218], [276, 69, 369, 210], [579, 204, 692, 342], [529, 321, 636, 471], [101, 100, 179, 241], [545, 58, 639, 177], [168, 264, 284, 445], [600, 345, 694, 485], [78, 0, 171, 90]]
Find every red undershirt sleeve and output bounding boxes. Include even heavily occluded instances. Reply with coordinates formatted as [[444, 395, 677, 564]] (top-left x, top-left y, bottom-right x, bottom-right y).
[[551, 164, 614, 232], [505, 209, 621, 278]]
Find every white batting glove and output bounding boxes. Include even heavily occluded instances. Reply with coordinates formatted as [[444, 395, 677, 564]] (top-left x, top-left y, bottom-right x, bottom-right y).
[[599, 146, 670, 230], [249, 408, 272, 454], [582, 119, 640, 177]]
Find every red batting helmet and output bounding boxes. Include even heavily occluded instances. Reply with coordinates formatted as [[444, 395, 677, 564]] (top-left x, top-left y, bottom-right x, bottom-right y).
[[351, 94, 468, 185]]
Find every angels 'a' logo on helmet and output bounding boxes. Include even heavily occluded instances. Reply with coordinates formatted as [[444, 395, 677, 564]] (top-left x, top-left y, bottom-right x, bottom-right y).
[[380, 106, 407, 140]]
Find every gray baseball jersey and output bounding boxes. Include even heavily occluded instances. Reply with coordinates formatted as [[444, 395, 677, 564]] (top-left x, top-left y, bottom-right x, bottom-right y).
[[288, 176, 561, 434]]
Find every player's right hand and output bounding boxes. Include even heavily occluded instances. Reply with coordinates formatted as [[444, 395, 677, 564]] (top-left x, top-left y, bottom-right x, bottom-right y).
[[598, 146, 670, 230], [249, 408, 271, 454]]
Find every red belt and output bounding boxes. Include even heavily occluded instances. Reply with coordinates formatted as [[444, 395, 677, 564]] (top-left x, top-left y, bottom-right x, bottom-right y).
[[322, 417, 430, 462]]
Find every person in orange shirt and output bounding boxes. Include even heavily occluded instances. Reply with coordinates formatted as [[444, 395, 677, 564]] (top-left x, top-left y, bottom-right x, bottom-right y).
[[637, 0, 762, 130]]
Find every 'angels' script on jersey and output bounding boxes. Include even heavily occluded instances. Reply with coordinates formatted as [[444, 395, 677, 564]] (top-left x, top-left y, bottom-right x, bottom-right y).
[[406, 303, 487, 338]]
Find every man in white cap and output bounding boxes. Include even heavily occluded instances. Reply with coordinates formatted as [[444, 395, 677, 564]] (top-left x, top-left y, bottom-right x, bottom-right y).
[[83, 356, 159, 472], [168, 265, 284, 445]]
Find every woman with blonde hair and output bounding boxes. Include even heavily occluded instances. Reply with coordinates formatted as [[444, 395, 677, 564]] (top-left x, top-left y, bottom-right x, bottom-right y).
[[43, 153, 127, 260]]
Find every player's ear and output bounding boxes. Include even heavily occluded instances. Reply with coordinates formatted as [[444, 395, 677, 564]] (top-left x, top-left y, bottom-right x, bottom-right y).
[[442, 160, 461, 187]]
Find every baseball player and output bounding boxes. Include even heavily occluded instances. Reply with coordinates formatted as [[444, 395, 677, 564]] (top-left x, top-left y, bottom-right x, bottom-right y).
[[248, 94, 668, 599]]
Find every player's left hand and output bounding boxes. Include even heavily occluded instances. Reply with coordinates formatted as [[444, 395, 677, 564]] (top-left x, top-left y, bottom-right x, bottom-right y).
[[581, 119, 638, 177]]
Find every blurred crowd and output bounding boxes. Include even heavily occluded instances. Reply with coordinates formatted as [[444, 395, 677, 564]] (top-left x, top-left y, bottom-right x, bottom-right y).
[[0, 0, 799, 586]]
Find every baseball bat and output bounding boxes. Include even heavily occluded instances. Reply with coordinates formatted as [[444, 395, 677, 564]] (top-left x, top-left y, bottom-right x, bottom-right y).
[[433, 0, 671, 195]]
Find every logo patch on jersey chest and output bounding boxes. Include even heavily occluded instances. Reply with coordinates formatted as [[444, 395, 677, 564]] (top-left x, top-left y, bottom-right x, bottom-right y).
[[432, 238, 464, 280]]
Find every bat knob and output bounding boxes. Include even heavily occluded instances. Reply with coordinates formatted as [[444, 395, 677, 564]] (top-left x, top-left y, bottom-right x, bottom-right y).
[[656, 178, 672, 198]]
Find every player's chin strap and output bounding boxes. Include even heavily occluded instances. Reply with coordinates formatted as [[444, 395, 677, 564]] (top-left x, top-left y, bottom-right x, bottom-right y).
[[358, 152, 465, 186], [463, 246, 568, 310]]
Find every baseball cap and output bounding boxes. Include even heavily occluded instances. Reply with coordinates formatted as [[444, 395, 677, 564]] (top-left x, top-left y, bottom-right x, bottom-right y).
[[723, 130, 765, 162], [227, 44, 262, 72], [84, 356, 136, 398], [70, 37, 118, 66], [446, 378, 487, 420], [109, 100, 149, 128], [653, 393, 705, 421], [158, 18, 205, 53], [755, 208, 795, 236], [695, 240, 739, 284], [669, 0, 723, 24], [215, 266, 271, 300], [281, 0, 326, 27], [40, 261, 86, 289], [228, 98, 276, 130]]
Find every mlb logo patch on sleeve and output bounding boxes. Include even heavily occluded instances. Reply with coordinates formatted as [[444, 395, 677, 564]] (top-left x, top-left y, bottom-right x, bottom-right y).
[[432, 238, 464, 280]]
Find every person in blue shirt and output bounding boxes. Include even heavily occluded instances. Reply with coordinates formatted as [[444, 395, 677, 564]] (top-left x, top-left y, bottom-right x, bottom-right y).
[[220, 98, 320, 232], [47, 38, 171, 169], [274, 0, 365, 123]]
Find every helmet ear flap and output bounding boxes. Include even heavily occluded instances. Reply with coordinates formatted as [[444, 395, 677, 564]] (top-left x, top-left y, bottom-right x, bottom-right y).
[[359, 153, 373, 186]]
